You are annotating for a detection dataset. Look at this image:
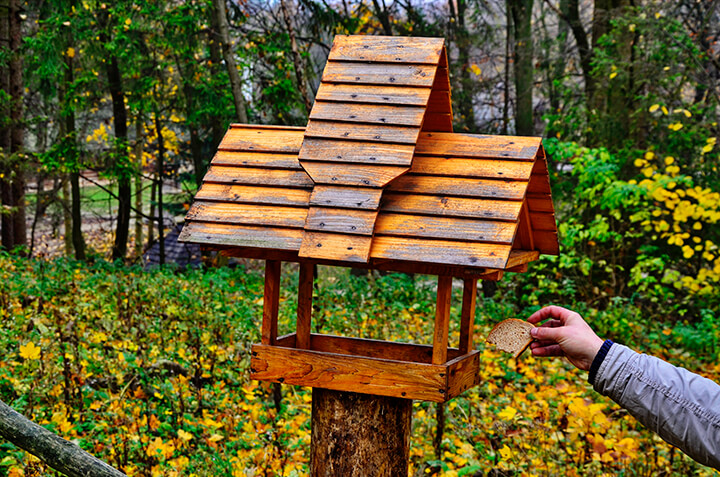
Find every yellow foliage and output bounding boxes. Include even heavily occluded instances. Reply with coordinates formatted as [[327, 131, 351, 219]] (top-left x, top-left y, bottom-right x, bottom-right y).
[[19, 342, 41, 360]]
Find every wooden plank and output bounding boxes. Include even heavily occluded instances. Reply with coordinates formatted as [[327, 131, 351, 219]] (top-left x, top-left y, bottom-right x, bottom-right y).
[[250, 344, 448, 402], [416, 132, 540, 159], [506, 250, 540, 268], [310, 185, 383, 210], [371, 236, 511, 269], [300, 138, 415, 167], [305, 120, 420, 145], [432, 67, 451, 91], [532, 231, 560, 255], [516, 202, 535, 250], [526, 193, 555, 213], [305, 208, 378, 236], [195, 184, 310, 207], [322, 61, 437, 87], [328, 35, 444, 65], [531, 156, 549, 175], [186, 201, 307, 228], [446, 351, 481, 399], [381, 193, 522, 221], [310, 101, 425, 127], [433, 276, 452, 365], [409, 156, 534, 180], [301, 161, 408, 188], [428, 89, 451, 112], [374, 213, 516, 243], [203, 165, 313, 188], [218, 126, 303, 152], [530, 212, 556, 231], [459, 279, 477, 355], [527, 173, 552, 194], [262, 260, 281, 345], [296, 262, 314, 350], [299, 231, 373, 263], [506, 264, 528, 273], [422, 112, 453, 132], [306, 333, 463, 364], [386, 175, 527, 200], [314, 83, 432, 106], [211, 151, 301, 169], [178, 221, 302, 250]]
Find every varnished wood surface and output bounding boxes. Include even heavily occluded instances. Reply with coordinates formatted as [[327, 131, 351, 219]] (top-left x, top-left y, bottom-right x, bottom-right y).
[[186, 201, 306, 228], [416, 131, 541, 159], [305, 120, 420, 145], [459, 279, 477, 354], [300, 138, 415, 167], [299, 231, 373, 263], [203, 165, 313, 188], [322, 61, 437, 87], [195, 184, 311, 207], [409, 155, 534, 180], [328, 35, 444, 65], [301, 162, 408, 188], [305, 208, 378, 236], [433, 276, 452, 365], [219, 125, 303, 152], [262, 260, 281, 345], [296, 262, 314, 350], [309, 185, 383, 210], [381, 193, 522, 221], [179, 221, 302, 250], [387, 175, 526, 200], [310, 101, 426, 127], [211, 151, 302, 169], [374, 212, 516, 243], [314, 83, 432, 106], [371, 236, 511, 269]]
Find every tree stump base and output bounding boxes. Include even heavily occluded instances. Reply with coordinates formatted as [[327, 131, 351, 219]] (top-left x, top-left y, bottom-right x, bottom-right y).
[[311, 388, 412, 477]]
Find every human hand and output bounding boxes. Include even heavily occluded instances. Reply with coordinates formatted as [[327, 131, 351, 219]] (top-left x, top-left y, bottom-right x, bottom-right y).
[[527, 306, 604, 371]]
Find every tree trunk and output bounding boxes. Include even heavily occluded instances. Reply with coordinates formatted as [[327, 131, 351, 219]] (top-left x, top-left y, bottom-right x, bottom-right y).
[[311, 388, 411, 477], [371, 0, 393, 36], [0, 398, 126, 477], [448, 0, 475, 131], [133, 119, 143, 257], [212, 0, 248, 123], [509, 0, 535, 136], [280, 0, 313, 115], [62, 177, 73, 255], [154, 113, 165, 266], [208, 3, 226, 147]]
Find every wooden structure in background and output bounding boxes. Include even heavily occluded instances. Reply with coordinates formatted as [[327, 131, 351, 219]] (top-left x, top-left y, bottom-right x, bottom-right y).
[[180, 34, 558, 475]]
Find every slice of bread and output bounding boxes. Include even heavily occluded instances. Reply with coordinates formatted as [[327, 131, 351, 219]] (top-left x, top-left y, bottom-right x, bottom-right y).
[[486, 319, 535, 358]]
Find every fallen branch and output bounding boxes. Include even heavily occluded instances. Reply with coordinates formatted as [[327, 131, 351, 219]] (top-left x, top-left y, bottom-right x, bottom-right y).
[[0, 398, 126, 477]]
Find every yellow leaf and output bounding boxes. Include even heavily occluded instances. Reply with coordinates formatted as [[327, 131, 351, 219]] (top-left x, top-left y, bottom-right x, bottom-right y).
[[19, 342, 41, 360], [648, 104, 660, 113], [668, 122, 683, 131], [498, 406, 517, 420], [702, 144, 713, 154], [208, 433, 224, 442], [499, 444, 513, 460], [661, 106, 669, 115], [125, 18, 132, 26], [66, 47, 75, 58], [177, 429, 193, 442], [609, 72, 618, 79], [664, 156, 674, 165]]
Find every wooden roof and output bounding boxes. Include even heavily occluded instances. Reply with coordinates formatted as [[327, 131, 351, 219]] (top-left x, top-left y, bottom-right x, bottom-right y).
[[179, 35, 558, 273]]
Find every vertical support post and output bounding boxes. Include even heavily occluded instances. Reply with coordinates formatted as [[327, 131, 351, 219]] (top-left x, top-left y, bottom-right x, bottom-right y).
[[261, 260, 281, 345], [432, 275, 452, 365], [296, 261, 314, 349], [311, 388, 412, 477], [459, 278, 477, 354]]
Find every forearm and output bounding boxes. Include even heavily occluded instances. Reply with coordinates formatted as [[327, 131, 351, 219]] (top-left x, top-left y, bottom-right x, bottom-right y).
[[592, 344, 720, 470]]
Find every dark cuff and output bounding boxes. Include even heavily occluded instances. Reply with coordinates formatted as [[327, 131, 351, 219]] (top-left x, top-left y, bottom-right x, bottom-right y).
[[588, 339, 613, 386]]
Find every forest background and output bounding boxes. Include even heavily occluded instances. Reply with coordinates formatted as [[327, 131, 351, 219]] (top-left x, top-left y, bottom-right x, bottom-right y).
[[0, 0, 719, 475]]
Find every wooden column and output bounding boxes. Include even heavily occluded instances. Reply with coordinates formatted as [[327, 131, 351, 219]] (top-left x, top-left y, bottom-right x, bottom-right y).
[[297, 261, 314, 349], [432, 275, 452, 365], [261, 260, 281, 345], [459, 278, 477, 354], [311, 388, 412, 477]]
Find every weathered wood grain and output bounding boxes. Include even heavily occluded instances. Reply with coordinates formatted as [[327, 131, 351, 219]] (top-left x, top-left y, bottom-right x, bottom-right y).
[[409, 156, 534, 180], [432, 66, 451, 91], [506, 250, 540, 268], [428, 89, 451, 112], [530, 212, 556, 231], [386, 175, 526, 200], [526, 193, 555, 213], [296, 262, 314, 349], [310, 185, 383, 210], [186, 201, 307, 228], [371, 236, 511, 269], [532, 231, 560, 255], [300, 138, 415, 167], [459, 279, 477, 354], [250, 344, 447, 401], [416, 132, 540, 159], [305, 119, 420, 145], [211, 151, 302, 169], [309, 101, 426, 127], [446, 351, 481, 398], [219, 125, 303, 152], [433, 276, 452, 365], [314, 83, 432, 106], [203, 165, 313, 188], [374, 212, 516, 243], [322, 61, 437, 87], [262, 260, 281, 345], [527, 172, 552, 194], [381, 193, 522, 221], [195, 184, 311, 207], [305, 208, 378, 236], [516, 202, 535, 250], [299, 231, 373, 263], [301, 161, 408, 187], [178, 221, 302, 250], [421, 112, 453, 132], [328, 35, 444, 64]]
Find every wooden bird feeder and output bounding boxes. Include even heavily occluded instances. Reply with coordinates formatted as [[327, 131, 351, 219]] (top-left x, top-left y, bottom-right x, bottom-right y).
[[179, 34, 558, 472]]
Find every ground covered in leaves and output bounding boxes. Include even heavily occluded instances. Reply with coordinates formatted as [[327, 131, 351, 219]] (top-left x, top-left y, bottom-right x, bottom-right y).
[[0, 255, 718, 476]]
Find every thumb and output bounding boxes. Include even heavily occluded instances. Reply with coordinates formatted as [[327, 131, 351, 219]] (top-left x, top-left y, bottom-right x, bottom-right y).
[[531, 326, 565, 343]]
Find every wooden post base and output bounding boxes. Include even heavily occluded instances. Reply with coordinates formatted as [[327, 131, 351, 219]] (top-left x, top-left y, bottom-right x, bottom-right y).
[[311, 388, 412, 477]]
